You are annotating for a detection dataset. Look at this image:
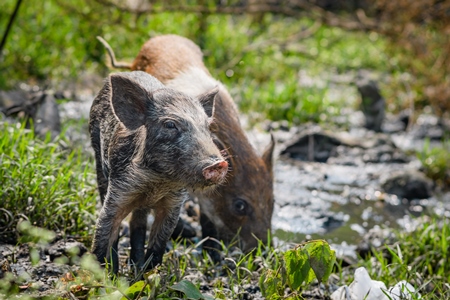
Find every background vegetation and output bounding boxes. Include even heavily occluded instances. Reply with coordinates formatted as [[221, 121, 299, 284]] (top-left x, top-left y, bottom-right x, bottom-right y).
[[1, 0, 449, 123]]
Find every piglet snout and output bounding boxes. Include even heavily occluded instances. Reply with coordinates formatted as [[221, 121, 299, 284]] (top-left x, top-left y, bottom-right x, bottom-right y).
[[203, 160, 228, 184]]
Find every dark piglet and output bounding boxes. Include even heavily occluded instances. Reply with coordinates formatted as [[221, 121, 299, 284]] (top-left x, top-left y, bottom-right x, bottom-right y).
[[89, 71, 228, 273]]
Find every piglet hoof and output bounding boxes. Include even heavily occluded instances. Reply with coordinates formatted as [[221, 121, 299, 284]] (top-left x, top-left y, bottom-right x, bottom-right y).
[[203, 160, 228, 184]]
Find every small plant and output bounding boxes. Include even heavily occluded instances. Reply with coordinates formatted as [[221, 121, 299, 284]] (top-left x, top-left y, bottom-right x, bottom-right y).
[[259, 239, 336, 299], [417, 138, 450, 188]]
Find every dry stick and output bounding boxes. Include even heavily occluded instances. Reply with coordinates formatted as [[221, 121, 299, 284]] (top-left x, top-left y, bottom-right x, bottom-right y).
[[93, 0, 376, 32], [94, 0, 303, 16], [96, 36, 132, 69], [308, 133, 314, 162], [0, 0, 23, 60]]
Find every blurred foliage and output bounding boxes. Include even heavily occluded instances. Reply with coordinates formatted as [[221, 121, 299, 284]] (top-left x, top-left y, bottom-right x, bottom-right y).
[[1, 0, 388, 125], [1, 0, 448, 123], [371, 0, 450, 117], [1, 1, 104, 87]]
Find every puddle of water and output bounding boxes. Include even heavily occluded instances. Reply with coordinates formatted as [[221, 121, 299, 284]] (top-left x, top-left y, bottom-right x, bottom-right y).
[[271, 149, 449, 249], [273, 186, 428, 246]]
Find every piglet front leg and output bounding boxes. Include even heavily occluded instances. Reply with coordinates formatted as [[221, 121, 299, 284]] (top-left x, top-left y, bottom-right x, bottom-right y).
[[92, 187, 132, 274], [143, 190, 187, 270]]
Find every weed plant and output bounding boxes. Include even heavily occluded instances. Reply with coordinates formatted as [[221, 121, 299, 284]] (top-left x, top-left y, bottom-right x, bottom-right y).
[[417, 139, 450, 188]]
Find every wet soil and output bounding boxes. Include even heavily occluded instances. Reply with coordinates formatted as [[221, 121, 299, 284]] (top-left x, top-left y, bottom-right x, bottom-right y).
[[245, 112, 450, 260]]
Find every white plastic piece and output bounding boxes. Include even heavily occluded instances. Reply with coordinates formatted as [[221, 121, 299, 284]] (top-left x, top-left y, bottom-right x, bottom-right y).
[[388, 280, 421, 300], [330, 267, 421, 300]]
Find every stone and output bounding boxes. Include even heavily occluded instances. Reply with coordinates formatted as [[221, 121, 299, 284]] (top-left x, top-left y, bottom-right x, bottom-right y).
[[381, 170, 434, 200]]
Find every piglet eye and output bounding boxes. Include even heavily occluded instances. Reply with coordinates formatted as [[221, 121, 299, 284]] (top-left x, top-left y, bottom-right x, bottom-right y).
[[164, 120, 177, 129], [233, 199, 248, 216]]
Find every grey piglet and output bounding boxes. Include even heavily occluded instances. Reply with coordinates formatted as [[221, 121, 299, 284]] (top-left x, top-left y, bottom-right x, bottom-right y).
[[89, 71, 228, 273]]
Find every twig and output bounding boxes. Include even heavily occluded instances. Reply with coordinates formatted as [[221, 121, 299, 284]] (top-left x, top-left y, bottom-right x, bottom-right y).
[[92, 0, 379, 32], [0, 0, 23, 60], [96, 36, 133, 69], [219, 19, 322, 71]]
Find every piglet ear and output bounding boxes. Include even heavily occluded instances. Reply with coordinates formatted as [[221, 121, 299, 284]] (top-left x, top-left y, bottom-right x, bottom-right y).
[[109, 73, 149, 130], [262, 133, 275, 174], [197, 86, 219, 118]]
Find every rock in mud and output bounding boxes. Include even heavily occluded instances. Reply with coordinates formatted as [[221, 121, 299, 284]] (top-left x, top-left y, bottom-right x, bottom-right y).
[[0, 88, 61, 139], [280, 126, 348, 162], [280, 126, 407, 164], [0, 90, 29, 109], [34, 93, 61, 140], [381, 170, 434, 200], [47, 238, 88, 262]]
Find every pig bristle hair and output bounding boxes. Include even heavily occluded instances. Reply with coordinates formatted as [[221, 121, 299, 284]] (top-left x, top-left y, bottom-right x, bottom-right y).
[[131, 126, 147, 164], [208, 186, 223, 198], [220, 148, 234, 161], [203, 183, 224, 197]]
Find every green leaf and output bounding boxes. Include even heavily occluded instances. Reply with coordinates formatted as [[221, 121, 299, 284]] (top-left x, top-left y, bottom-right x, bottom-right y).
[[303, 240, 336, 283], [121, 280, 148, 300], [170, 280, 205, 300], [283, 248, 311, 290]]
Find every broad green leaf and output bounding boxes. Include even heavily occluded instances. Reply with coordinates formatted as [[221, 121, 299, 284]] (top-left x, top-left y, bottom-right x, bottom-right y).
[[259, 269, 284, 299], [283, 249, 311, 290], [170, 280, 204, 300], [303, 240, 336, 283]]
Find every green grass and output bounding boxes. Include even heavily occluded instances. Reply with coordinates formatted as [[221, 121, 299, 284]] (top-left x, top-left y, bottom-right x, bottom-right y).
[[360, 218, 450, 299], [0, 120, 97, 244]]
